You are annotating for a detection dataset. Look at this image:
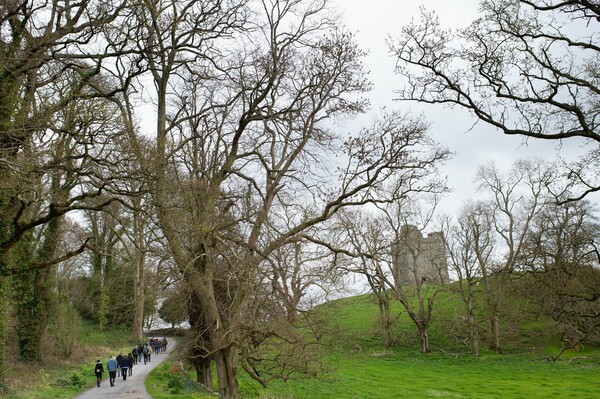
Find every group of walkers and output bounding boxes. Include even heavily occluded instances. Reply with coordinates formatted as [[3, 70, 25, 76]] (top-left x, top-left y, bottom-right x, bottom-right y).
[[93, 338, 169, 388]]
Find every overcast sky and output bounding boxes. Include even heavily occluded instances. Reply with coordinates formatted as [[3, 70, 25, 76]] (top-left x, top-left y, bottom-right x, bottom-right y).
[[331, 0, 595, 219]]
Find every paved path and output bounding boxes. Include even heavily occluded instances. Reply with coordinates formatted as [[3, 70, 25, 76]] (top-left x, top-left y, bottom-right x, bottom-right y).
[[74, 341, 176, 399]]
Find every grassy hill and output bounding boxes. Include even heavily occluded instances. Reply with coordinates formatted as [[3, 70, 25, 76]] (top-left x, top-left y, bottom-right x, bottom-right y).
[[255, 290, 600, 399]]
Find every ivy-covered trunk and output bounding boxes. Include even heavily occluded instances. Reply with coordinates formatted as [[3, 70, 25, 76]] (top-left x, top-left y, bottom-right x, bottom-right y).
[[14, 266, 56, 361], [14, 214, 62, 361], [0, 274, 10, 392], [12, 234, 43, 361], [15, 271, 49, 361], [0, 190, 16, 389]]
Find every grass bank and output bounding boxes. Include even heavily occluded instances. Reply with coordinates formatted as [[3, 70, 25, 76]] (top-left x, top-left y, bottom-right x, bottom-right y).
[[263, 348, 600, 398], [145, 348, 216, 399], [145, 293, 600, 398]]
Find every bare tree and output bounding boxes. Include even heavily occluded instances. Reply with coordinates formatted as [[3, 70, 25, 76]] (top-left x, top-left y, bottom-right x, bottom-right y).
[[55, 218, 90, 297], [520, 199, 600, 357], [335, 209, 396, 348], [266, 239, 340, 324], [334, 185, 450, 354], [108, 139, 161, 340], [440, 202, 495, 356], [474, 159, 552, 352], [389, 0, 600, 201], [117, 1, 452, 396], [385, 196, 449, 354]]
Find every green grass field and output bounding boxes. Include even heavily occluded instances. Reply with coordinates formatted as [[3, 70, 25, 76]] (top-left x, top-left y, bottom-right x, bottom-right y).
[[147, 291, 600, 398], [263, 348, 600, 398], [7, 285, 598, 398], [259, 293, 600, 399]]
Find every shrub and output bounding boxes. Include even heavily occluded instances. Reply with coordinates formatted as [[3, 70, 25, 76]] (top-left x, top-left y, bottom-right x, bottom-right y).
[[49, 298, 82, 357], [69, 371, 86, 388], [167, 372, 184, 394]]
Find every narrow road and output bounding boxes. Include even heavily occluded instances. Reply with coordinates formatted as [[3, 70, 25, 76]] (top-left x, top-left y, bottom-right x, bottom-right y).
[[74, 340, 176, 399]]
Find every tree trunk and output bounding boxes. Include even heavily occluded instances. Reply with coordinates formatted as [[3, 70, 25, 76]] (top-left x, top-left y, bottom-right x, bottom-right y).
[[418, 325, 430, 354], [192, 355, 213, 389], [467, 294, 479, 356], [16, 214, 62, 361], [195, 278, 240, 398], [214, 347, 239, 399], [0, 274, 9, 391], [187, 288, 214, 390], [471, 328, 480, 356], [489, 312, 501, 353], [469, 311, 479, 356], [202, 290, 241, 398], [131, 194, 148, 341], [468, 316, 479, 356], [481, 266, 502, 353], [14, 236, 56, 361], [132, 255, 145, 341], [380, 296, 393, 348], [15, 268, 53, 361]]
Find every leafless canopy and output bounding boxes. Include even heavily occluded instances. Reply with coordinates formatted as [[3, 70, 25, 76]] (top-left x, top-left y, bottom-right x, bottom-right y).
[[389, 0, 600, 201]]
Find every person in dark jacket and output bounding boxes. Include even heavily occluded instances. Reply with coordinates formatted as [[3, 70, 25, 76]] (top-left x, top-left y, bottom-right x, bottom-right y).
[[94, 359, 104, 387], [137, 343, 143, 363], [127, 352, 135, 376], [116, 352, 124, 377], [120, 354, 130, 381], [131, 347, 138, 365], [142, 345, 149, 364]]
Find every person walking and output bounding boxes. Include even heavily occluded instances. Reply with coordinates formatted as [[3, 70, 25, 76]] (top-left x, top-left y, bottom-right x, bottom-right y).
[[93, 359, 104, 388], [142, 345, 149, 364], [137, 343, 143, 363], [131, 346, 138, 365], [127, 352, 135, 376], [120, 354, 130, 381], [106, 356, 118, 387], [116, 352, 124, 377], [72, 339, 176, 399]]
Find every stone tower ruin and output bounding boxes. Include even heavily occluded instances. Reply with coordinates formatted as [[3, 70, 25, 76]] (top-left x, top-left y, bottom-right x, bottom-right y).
[[392, 225, 449, 286]]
